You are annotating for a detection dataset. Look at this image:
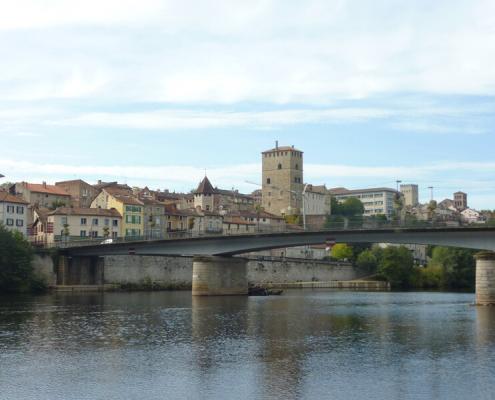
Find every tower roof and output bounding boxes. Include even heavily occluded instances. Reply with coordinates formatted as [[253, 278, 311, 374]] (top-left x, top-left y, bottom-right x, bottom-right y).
[[262, 145, 302, 154], [195, 176, 216, 195]]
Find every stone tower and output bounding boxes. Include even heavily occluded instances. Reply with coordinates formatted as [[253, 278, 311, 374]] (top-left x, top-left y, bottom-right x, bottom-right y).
[[194, 176, 216, 211], [261, 142, 303, 216]]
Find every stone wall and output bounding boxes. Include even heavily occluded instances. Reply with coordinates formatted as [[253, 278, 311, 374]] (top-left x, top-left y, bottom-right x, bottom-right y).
[[102, 255, 362, 287]]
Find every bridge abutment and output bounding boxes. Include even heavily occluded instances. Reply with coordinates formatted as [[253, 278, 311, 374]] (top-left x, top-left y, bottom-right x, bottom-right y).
[[192, 256, 248, 296], [475, 251, 495, 305]]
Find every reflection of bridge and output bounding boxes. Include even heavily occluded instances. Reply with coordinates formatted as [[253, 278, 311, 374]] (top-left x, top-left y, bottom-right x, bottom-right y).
[[59, 227, 495, 304]]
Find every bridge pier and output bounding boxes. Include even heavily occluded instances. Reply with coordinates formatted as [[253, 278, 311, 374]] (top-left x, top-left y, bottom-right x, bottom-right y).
[[475, 252, 495, 305], [192, 256, 248, 296]]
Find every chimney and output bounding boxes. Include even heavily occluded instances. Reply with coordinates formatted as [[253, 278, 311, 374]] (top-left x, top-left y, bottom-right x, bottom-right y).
[[42, 181, 47, 188], [98, 180, 102, 185], [275, 140, 278, 150]]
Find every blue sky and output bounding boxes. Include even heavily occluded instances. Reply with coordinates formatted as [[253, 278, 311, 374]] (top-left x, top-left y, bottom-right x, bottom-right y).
[[1, 0, 495, 208]]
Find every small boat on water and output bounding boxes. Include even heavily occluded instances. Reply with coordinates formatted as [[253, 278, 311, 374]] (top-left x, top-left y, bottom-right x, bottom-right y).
[[248, 286, 283, 296]]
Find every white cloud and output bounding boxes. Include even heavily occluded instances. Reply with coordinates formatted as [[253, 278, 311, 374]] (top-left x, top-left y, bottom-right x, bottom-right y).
[[1, 1, 495, 103]]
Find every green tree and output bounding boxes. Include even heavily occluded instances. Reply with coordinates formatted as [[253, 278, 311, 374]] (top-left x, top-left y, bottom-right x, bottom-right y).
[[331, 243, 353, 261], [329, 197, 364, 229], [50, 199, 66, 210], [0, 225, 37, 293], [377, 246, 415, 289], [356, 249, 379, 273], [428, 246, 476, 289]]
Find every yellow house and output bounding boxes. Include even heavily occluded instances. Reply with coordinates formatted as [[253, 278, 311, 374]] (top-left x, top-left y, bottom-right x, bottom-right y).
[[91, 187, 144, 238]]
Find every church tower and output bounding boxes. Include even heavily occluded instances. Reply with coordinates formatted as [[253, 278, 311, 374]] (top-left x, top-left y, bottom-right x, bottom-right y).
[[261, 142, 303, 216]]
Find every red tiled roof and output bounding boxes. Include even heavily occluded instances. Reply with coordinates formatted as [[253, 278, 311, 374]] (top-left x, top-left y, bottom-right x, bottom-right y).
[[195, 176, 216, 195], [22, 183, 70, 196], [0, 191, 29, 204]]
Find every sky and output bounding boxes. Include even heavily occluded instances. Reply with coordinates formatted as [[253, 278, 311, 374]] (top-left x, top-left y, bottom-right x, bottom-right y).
[[1, 0, 495, 209]]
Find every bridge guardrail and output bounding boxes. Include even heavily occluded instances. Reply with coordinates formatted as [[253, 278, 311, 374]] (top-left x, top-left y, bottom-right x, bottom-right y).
[[32, 219, 493, 250]]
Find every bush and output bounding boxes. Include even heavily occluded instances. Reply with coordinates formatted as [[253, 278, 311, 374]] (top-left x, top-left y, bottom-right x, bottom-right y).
[[376, 246, 415, 289], [356, 249, 378, 273]]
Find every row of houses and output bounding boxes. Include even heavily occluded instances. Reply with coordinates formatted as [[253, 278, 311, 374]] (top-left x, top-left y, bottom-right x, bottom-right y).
[[0, 176, 288, 244]]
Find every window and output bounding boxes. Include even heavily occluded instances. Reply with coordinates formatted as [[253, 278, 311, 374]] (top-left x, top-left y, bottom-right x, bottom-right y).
[[6, 205, 14, 213], [81, 218, 87, 225], [105, 218, 110, 226], [6, 218, 14, 226], [112, 232, 118, 239], [90, 231, 98, 238], [278, 163, 282, 170], [113, 219, 119, 227], [92, 218, 98, 225], [80, 230, 87, 237], [295, 164, 299, 170], [267, 178, 271, 184], [16, 206, 24, 214]]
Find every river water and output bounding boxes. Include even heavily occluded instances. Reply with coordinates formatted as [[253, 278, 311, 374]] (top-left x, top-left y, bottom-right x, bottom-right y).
[[1, 290, 494, 400]]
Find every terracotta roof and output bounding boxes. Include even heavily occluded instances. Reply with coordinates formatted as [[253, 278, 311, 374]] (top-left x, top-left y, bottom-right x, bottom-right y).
[[140, 198, 166, 206], [226, 210, 285, 220], [262, 145, 303, 153], [223, 217, 255, 226], [20, 182, 70, 196], [195, 176, 216, 195], [0, 191, 29, 204], [48, 207, 122, 217]]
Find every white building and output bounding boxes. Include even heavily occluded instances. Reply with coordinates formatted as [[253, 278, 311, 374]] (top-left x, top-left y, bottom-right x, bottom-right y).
[[461, 208, 483, 224], [329, 187, 399, 218], [0, 191, 29, 236]]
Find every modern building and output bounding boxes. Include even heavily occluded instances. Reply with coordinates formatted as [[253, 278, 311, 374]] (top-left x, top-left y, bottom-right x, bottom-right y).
[[400, 184, 419, 207], [262, 142, 304, 216], [329, 187, 399, 218], [55, 179, 99, 208], [454, 191, 468, 211], [0, 191, 29, 236], [91, 186, 144, 238]]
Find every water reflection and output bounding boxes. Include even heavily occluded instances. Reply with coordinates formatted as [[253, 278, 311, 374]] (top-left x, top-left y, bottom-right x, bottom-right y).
[[1, 291, 494, 400]]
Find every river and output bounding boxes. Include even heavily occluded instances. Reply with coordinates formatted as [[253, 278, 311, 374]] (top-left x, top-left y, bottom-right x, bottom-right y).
[[1, 290, 494, 400]]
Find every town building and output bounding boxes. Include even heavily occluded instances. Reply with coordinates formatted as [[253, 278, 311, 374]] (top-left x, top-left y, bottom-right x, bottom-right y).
[[224, 210, 286, 232], [461, 208, 484, 224], [91, 186, 144, 238], [304, 184, 331, 229], [454, 191, 468, 211], [164, 204, 190, 235], [262, 142, 304, 216], [194, 176, 216, 211], [0, 191, 29, 236], [55, 179, 99, 208], [329, 187, 399, 218], [12, 181, 71, 210], [400, 184, 419, 207], [139, 198, 166, 239], [222, 217, 256, 235], [39, 207, 122, 244]]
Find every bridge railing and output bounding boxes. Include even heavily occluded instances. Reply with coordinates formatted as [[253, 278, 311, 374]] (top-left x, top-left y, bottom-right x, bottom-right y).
[[35, 218, 491, 250]]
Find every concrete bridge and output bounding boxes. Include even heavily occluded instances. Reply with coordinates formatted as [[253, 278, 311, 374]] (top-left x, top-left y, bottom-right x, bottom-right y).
[[59, 227, 495, 304]]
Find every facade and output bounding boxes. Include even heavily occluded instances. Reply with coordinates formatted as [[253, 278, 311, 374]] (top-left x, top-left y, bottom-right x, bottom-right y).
[[329, 187, 399, 218], [454, 191, 468, 211], [400, 184, 419, 207], [43, 207, 122, 244], [262, 143, 304, 216], [164, 204, 190, 234], [13, 182, 71, 210], [55, 179, 99, 208], [222, 217, 256, 235], [140, 198, 166, 239], [0, 191, 29, 236], [224, 210, 286, 232], [91, 186, 144, 238], [188, 208, 223, 235]]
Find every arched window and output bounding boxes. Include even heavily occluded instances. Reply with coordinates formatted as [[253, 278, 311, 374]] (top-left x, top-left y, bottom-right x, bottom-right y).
[[295, 164, 299, 170]]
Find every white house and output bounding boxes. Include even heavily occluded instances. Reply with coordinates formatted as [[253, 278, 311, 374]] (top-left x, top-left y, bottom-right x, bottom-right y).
[[461, 208, 484, 224], [0, 191, 29, 236]]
